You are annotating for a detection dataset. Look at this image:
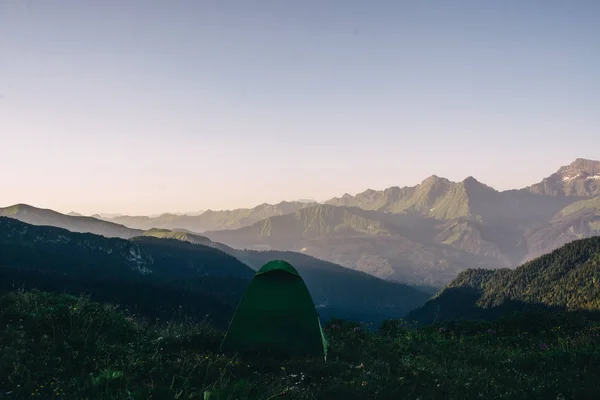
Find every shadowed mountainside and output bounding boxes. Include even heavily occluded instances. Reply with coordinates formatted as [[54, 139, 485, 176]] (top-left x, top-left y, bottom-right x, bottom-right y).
[[0, 217, 253, 327]]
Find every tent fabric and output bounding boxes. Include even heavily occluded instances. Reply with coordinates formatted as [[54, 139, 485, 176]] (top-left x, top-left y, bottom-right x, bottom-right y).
[[220, 260, 328, 359]]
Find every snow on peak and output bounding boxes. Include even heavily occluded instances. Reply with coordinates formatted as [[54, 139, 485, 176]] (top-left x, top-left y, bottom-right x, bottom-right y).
[[562, 174, 579, 182], [562, 173, 600, 182]]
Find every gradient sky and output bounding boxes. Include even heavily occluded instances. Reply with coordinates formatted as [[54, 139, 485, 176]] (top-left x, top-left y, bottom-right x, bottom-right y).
[[1, 1, 599, 215]]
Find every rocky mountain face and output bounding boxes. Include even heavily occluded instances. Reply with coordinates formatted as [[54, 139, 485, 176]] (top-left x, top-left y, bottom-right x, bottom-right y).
[[525, 158, 600, 197]]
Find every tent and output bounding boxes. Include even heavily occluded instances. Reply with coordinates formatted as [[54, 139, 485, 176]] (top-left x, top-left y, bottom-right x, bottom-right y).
[[220, 260, 328, 359]]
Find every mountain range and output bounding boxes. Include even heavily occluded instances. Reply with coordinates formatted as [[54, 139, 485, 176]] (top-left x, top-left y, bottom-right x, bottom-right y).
[[3, 158, 600, 287], [202, 158, 600, 285], [97, 201, 315, 232]]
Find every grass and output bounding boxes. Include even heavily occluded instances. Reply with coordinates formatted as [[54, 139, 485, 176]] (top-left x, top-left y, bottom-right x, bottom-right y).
[[1, 290, 600, 399]]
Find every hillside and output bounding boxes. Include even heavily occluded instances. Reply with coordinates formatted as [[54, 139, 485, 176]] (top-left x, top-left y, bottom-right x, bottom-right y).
[[0, 204, 142, 238], [2, 289, 600, 399], [0, 217, 253, 327], [407, 235, 600, 323], [105, 201, 314, 232], [524, 211, 600, 261], [140, 228, 236, 254]]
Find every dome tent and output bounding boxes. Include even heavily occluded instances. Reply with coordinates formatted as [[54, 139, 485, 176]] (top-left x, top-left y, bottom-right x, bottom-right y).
[[220, 260, 328, 359]]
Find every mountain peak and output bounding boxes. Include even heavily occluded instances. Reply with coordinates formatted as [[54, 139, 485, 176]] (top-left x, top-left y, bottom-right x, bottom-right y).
[[461, 176, 495, 192], [421, 175, 450, 186], [527, 158, 600, 197], [559, 158, 600, 177]]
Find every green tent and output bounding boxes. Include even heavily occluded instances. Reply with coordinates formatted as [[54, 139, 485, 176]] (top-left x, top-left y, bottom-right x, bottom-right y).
[[220, 260, 328, 359]]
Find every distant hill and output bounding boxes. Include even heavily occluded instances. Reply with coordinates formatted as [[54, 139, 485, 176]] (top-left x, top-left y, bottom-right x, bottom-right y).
[[105, 201, 314, 232], [407, 236, 600, 324], [0, 217, 253, 327], [0, 204, 142, 238], [140, 228, 236, 254]]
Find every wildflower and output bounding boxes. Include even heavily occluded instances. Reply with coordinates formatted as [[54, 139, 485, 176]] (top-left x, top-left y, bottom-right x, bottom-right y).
[[439, 327, 446, 333], [362, 381, 367, 387]]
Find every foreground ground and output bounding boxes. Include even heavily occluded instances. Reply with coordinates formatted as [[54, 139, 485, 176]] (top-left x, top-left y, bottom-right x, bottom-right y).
[[1, 290, 600, 399]]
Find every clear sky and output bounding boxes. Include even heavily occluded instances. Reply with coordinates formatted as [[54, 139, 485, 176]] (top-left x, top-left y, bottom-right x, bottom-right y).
[[1, 0, 599, 215]]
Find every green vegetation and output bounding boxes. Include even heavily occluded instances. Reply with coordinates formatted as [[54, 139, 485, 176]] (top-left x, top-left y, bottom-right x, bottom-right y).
[[409, 236, 600, 324], [559, 196, 600, 217], [2, 289, 600, 399]]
